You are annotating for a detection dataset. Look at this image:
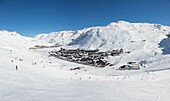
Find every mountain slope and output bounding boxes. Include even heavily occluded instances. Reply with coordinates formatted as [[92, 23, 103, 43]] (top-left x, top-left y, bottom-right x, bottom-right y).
[[1, 29, 170, 101], [35, 21, 170, 50]]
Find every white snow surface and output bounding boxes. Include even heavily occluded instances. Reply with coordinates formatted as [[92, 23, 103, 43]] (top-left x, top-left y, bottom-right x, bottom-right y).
[[1, 20, 170, 101]]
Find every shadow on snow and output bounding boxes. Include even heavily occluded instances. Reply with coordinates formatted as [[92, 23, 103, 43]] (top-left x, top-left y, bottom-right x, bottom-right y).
[[159, 34, 170, 55]]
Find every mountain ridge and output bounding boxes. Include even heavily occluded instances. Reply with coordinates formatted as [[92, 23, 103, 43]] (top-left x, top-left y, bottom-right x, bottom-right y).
[[34, 21, 170, 50]]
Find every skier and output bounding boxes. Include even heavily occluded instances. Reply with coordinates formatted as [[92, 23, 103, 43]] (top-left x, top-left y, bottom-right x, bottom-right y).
[[15, 65, 18, 70]]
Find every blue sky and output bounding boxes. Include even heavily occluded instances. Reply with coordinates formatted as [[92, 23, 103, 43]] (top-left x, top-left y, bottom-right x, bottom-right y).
[[0, 0, 170, 37]]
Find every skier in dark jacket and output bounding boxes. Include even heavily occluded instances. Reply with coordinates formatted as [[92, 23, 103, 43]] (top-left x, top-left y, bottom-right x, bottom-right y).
[[16, 65, 18, 70]]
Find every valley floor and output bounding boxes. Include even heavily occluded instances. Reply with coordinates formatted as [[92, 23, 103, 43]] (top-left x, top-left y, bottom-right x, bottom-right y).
[[0, 49, 170, 101]]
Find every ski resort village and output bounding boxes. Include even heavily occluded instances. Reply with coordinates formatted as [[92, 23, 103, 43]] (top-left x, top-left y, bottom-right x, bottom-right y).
[[30, 46, 140, 70]]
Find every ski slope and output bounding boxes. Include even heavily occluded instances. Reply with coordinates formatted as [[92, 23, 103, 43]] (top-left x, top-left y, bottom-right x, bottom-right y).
[[1, 21, 170, 101]]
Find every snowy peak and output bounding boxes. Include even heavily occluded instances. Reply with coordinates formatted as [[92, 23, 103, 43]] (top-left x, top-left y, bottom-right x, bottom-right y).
[[108, 20, 130, 26], [107, 21, 170, 31], [0, 30, 21, 36]]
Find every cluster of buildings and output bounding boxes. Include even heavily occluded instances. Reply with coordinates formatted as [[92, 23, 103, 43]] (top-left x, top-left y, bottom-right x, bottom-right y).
[[29, 45, 140, 70], [29, 44, 61, 50], [49, 48, 123, 67], [119, 62, 140, 70]]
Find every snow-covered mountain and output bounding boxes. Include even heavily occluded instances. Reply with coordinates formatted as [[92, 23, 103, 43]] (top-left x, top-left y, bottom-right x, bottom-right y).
[[1, 22, 170, 101], [35, 21, 170, 69], [35, 21, 170, 50]]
